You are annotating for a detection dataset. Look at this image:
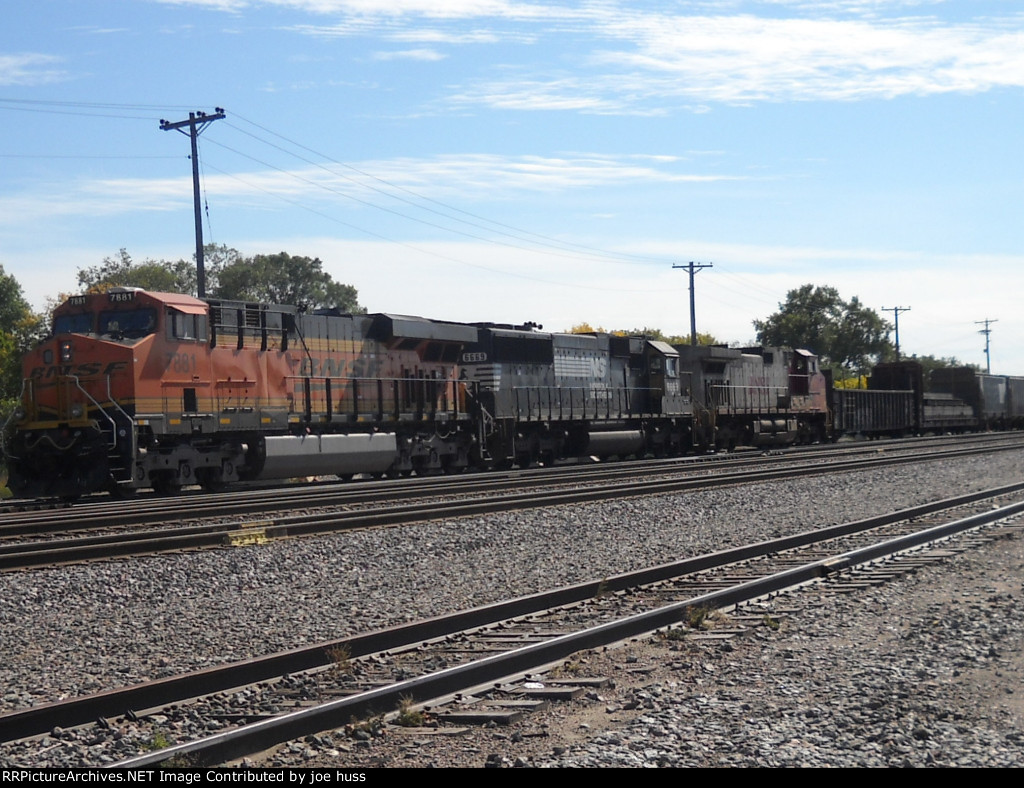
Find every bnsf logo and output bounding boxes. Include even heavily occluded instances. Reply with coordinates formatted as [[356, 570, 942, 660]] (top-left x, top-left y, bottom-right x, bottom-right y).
[[29, 362, 129, 379]]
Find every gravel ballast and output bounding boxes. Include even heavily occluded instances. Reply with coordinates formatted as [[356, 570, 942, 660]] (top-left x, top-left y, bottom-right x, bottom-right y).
[[2, 449, 1024, 767]]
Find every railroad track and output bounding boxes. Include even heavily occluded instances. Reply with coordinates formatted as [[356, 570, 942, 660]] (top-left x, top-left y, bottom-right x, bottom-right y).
[[3, 435, 1023, 571], [2, 481, 1022, 767], [2, 431, 1019, 535]]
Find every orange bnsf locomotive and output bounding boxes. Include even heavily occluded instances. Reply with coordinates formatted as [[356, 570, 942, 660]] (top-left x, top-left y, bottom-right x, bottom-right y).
[[5, 288, 478, 498]]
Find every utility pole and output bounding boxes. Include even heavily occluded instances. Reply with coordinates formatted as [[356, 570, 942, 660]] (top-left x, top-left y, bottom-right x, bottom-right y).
[[160, 108, 226, 298], [976, 318, 998, 373], [881, 305, 911, 360], [672, 261, 713, 346]]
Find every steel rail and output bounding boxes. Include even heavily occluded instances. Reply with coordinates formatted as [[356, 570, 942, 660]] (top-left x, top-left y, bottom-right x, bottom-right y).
[[1, 442, 1021, 571], [112, 495, 1024, 767], [5, 480, 1024, 744], [3, 432, 1020, 536]]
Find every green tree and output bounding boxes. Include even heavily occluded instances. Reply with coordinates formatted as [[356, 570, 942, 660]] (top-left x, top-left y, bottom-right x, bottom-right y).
[[212, 251, 363, 312], [568, 323, 719, 346], [753, 284, 893, 375], [75, 247, 363, 312], [624, 327, 719, 346], [76, 249, 195, 294], [909, 354, 979, 388], [0, 266, 44, 405]]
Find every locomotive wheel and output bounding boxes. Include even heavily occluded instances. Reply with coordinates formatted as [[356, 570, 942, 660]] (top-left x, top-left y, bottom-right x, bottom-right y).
[[151, 474, 181, 496], [107, 483, 137, 500], [197, 470, 226, 493]]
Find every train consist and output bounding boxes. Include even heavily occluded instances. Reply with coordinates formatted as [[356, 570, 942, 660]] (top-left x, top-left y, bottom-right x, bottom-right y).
[[2, 288, 1019, 498]]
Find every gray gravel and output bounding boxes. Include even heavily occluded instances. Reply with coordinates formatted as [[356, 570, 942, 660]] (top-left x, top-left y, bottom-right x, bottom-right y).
[[2, 449, 1024, 767]]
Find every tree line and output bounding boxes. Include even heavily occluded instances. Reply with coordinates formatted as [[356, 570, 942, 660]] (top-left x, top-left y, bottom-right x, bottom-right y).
[[570, 283, 971, 382], [752, 284, 971, 381], [75, 246, 363, 312]]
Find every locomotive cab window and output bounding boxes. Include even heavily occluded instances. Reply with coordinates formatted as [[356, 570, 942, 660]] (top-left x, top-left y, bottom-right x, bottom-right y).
[[98, 308, 156, 338], [167, 309, 208, 342], [53, 313, 94, 335]]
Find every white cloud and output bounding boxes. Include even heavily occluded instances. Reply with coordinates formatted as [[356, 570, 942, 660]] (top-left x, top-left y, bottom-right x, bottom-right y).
[[444, 13, 1024, 112], [155, 0, 571, 17], [254, 1, 1024, 110], [371, 48, 447, 61], [0, 152, 740, 232], [0, 54, 66, 86]]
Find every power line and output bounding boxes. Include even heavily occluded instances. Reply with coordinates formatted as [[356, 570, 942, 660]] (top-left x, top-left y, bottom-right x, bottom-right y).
[[203, 133, 670, 270], [226, 113, 671, 267], [0, 97, 197, 121], [199, 160, 670, 295], [0, 154, 178, 160]]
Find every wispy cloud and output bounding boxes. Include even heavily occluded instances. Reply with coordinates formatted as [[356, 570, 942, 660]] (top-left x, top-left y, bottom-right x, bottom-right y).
[[66, 25, 131, 35], [0, 53, 66, 86], [591, 13, 1024, 102], [154, 0, 572, 16], [0, 151, 742, 230], [371, 48, 447, 61], [444, 12, 1024, 112], [165, 1, 1024, 111]]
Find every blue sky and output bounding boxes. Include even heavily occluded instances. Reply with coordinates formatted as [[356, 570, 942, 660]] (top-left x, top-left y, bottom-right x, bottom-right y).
[[2, 1, 1022, 372]]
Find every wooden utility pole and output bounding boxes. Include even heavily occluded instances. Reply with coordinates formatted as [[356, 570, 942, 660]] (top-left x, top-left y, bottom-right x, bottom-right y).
[[672, 261, 713, 345], [882, 305, 911, 359], [160, 108, 226, 298], [976, 318, 998, 373]]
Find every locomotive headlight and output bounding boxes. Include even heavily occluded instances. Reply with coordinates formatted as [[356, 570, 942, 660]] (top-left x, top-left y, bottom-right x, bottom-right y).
[[59, 340, 73, 363], [70, 403, 84, 418]]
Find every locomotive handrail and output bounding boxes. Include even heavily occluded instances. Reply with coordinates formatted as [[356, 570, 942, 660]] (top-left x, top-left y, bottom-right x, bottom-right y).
[[104, 375, 137, 475], [510, 385, 666, 422], [283, 374, 466, 424], [69, 376, 120, 451], [709, 382, 790, 413]]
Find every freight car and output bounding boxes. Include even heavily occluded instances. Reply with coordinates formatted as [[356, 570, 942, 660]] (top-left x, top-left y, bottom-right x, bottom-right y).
[[826, 361, 1021, 438], [829, 387, 915, 439], [930, 366, 1024, 430], [4, 288, 479, 498]]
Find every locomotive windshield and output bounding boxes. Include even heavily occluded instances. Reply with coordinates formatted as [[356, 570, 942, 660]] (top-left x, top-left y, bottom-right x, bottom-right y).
[[53, 313, 94, 335], [98, 308, 157, 338]]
